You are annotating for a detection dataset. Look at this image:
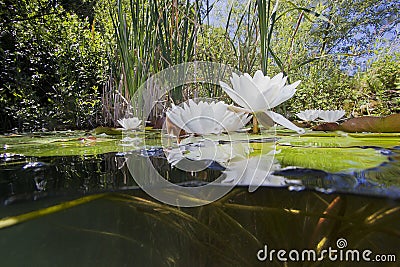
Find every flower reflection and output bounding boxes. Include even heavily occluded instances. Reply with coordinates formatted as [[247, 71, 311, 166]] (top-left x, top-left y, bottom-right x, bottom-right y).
[[163, 136, 300, 190], [165, 137, 251, 168], [221, 154, 293, 189]]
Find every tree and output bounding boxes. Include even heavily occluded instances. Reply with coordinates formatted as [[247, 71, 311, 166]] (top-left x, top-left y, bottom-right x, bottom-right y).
[[0, 0, 107, 132]]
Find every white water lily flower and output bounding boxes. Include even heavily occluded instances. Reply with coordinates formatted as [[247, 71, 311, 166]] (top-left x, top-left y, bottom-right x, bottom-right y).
[[318, 110, 345, 122], [166, 99, 252, 135], [296, 109, 320, 122], [117, 117, 142, 130], [219, 70, 304, 134]]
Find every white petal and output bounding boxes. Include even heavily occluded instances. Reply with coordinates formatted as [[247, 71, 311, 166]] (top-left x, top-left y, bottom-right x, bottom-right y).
[[117, 117, 141, 130], [166, 100, 252, 135], [318, 110, 345, 122], [265, 111, 305, 134], [296, 109, 319, 121], [252, 70, 266, 87], [270, 72, 284, 84], [254, 111, 274, 129], [166, 109, 185, 133], [268, 80, 300, 108], [219, 81, 252, 110], [238, 76, 267, 111]]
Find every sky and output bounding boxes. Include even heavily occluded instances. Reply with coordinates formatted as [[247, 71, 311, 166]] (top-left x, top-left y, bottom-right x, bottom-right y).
[[200, 0, 399, 74]]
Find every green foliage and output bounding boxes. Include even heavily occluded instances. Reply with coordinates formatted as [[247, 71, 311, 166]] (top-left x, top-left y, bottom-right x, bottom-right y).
[[0, 0, 107, 132], [201, 0, 398, 117], [1, 0, 398, 132], [287, 53, 399, 118], [358, 53, 400, 115], [288, 59, 358, 113]]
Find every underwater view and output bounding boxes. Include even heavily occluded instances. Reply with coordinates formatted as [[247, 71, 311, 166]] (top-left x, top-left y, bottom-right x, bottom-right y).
[[0, 130, 399, 266]]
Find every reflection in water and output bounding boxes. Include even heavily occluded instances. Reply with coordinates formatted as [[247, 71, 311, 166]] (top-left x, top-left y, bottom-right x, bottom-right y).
[[162, 135, 283, 190], [222, 155, 289, 187], [165, 139, 251, 167], [1, 140, 400, 205]]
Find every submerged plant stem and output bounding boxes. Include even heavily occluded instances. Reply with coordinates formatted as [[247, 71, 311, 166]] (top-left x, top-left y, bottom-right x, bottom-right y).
[[0, 194, 107, 229]]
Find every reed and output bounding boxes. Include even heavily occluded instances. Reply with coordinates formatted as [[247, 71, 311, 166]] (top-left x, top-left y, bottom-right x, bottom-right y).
[[104, 0, 208, 123], [103, 0, 333, 124]]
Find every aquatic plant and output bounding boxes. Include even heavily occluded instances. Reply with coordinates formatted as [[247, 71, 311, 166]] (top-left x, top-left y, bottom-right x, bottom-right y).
[[166, 99, 252, 135], [295, 109, 320, 122], [313, 113, 400, 133], [107, 0, 203, 120], [117, 117, 142, 130], [219, 70, 304, 133], [296, 109, 345, 123], [317, 110, 346, 122]]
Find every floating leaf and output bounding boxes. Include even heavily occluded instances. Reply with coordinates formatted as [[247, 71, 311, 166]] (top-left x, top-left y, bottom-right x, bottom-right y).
[[277, 132, 400, 148], [275, 146, 387, 173], [94, 126, 122, 135], [313, 114, 400, 133]]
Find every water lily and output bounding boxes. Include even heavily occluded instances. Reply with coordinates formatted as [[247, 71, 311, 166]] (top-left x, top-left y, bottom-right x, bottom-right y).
[[166, 99, 252, 135], [296, 109, 320, 122], [117, 117, 142, 130], [219, 70, 304, 134], [318, 110, 345, 122]]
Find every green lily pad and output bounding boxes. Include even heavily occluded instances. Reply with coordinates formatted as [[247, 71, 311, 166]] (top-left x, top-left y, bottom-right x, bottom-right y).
[[275, 146, 387, 173], [1, 136, 123, 157], [0, 130, 167, 157], [277, 132, 400, 148], [94, 126, 122, 135]]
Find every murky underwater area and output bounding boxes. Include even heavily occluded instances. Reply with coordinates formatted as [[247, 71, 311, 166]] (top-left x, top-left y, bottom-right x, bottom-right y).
[[0, 130, 399, 266]]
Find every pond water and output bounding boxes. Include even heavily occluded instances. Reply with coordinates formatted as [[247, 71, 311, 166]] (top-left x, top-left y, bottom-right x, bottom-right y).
[[0, 130, 399, 266]]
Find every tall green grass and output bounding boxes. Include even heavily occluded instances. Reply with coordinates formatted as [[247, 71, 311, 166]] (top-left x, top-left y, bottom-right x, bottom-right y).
[[105, 0, 207, 122], [111, 1, 200, 100], [104, 0, 333, 123]]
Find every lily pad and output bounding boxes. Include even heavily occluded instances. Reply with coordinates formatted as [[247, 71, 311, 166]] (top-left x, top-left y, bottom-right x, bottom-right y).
[[274, 146, 387, 173], [1, 136, 122, 157], [277, 132, 400, 148], [0, 131, 397, 174], [250, 140, 389, 173], [0, 130, 168, 157], [94, 127, 122, 135], [314, 114, 400, 133]]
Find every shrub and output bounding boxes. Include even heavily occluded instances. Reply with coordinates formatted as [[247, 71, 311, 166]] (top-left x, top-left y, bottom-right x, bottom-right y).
[[0, 0, 107, 132]]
